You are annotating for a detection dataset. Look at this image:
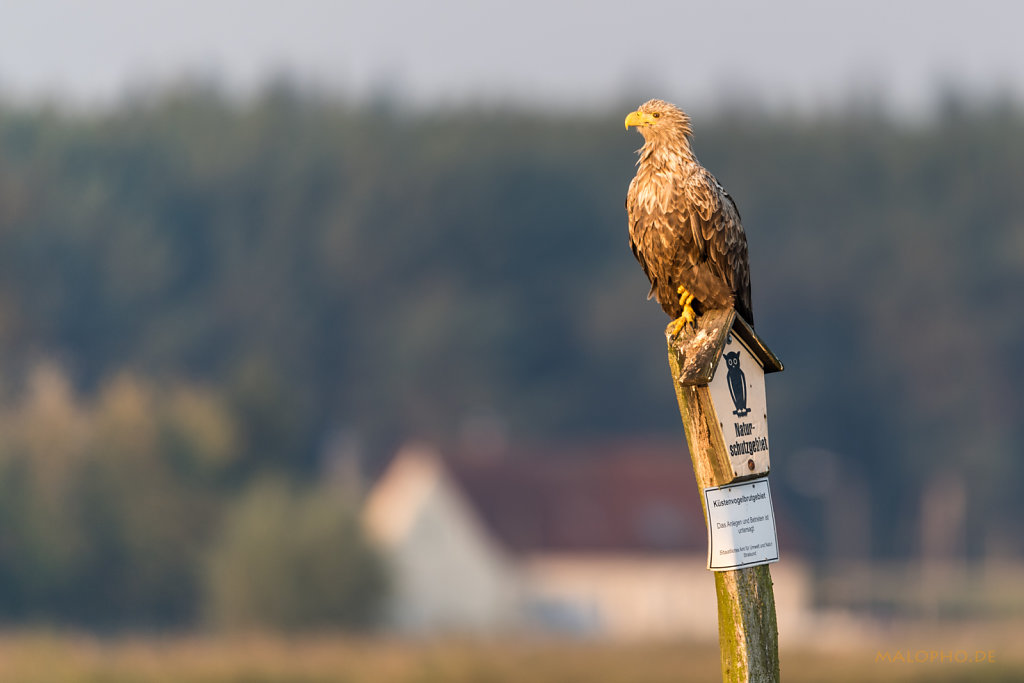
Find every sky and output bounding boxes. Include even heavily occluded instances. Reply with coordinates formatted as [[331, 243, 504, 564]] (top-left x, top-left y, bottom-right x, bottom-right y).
[[2, 0, 1023, 115]]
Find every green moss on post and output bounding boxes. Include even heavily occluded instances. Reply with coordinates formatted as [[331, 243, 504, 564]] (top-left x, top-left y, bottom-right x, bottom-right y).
[[667, 320, 781, 683], [715, 567, 780, 682]]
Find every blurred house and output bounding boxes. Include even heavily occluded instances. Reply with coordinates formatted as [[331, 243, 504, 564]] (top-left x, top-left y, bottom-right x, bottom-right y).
[[362, 441, 810, 639]]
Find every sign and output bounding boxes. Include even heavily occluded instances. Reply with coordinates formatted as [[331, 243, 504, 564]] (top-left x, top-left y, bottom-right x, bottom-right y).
[[708, 331, 771, 477], [704, 478, 779, 571]]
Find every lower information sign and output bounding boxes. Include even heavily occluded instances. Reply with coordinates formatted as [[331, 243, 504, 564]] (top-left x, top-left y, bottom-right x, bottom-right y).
[[704, 478, 780, 571]]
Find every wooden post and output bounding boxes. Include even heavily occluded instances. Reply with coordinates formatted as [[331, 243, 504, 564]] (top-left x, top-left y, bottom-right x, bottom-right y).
[[666, 309, 782, 683]]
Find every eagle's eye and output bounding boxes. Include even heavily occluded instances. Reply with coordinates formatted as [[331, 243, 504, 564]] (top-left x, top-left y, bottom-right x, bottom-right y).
[[652, 112, 661, 118]]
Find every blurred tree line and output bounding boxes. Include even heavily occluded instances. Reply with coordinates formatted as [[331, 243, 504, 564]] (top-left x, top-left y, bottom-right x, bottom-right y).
[[0, 84, 1022, 627], [0, 363, 384, 629]]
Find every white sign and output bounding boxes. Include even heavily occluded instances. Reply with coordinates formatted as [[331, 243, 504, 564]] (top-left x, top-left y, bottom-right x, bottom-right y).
[[704, 478, 779, 571], [709, 331, 771, 477]]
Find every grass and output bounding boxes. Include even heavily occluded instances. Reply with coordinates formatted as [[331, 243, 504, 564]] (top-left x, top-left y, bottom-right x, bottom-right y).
[[0, 631, 1020, 683]]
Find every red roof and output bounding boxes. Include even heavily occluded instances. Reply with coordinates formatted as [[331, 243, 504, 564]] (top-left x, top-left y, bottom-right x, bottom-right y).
[[445, 440, 709, 554]]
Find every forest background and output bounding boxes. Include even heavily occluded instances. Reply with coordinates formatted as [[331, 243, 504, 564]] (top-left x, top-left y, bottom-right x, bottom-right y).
[[0, 85, 1020, 628]]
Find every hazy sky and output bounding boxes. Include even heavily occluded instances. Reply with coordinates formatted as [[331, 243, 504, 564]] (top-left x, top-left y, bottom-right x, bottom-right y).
[[2, 0, 1023, 113]]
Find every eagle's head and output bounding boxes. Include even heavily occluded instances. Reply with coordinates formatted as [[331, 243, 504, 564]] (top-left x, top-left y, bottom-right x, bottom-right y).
[[624, 99, 693, 145]]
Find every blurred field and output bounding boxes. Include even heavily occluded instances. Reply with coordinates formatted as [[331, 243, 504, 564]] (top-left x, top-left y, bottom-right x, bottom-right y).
[[0, 632, 1021, 683]]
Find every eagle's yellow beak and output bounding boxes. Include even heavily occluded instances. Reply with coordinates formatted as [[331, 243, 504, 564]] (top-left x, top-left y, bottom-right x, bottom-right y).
[[625, 110, 656, 129]]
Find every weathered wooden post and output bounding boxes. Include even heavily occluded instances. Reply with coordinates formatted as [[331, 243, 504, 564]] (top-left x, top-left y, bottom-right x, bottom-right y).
[[666, 309, 784, 683]]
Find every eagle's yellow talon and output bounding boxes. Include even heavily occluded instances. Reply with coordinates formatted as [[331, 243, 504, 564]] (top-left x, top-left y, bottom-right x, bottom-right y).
[[671, 285, 697, 333], [676, 285, 694, 308], [667, 296, 698, 337]]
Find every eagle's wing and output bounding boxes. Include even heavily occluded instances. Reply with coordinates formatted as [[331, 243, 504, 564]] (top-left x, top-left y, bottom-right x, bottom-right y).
[[626, 176, 660, 301], [627, 173, 692, 307], [679, 169, 753, 325], [720, 190, 753, 325]]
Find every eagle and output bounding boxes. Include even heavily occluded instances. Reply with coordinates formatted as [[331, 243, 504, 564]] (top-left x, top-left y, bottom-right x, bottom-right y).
[[625, 99, 752, 335]]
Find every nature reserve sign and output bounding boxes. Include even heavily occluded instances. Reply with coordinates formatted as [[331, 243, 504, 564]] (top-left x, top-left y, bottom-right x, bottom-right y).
[[708, 331, 770, 478]]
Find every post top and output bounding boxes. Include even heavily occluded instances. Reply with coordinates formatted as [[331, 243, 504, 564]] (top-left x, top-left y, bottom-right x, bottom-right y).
[[666, 309, 783, 386]]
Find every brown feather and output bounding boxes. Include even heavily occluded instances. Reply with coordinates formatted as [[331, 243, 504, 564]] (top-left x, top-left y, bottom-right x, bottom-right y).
[[626, 99, 753, 326]]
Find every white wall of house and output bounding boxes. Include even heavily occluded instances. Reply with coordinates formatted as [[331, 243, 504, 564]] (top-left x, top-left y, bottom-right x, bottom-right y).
[[523, 554, 718, 638], [363, 446, 812, 639], [363, 446, 524, 634], [524, 553, 810, 640]]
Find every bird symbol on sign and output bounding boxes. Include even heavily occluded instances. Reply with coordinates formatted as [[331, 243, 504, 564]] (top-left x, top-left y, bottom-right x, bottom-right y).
[[724, 351, 750, 417]]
